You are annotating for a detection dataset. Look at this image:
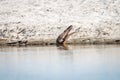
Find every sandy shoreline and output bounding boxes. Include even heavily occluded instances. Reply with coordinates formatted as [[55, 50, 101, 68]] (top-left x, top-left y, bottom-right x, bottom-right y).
[[0, 38, 120, 46]]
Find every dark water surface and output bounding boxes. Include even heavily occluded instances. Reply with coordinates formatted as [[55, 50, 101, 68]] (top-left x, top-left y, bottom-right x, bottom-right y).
[[0, 45, 120, 80]]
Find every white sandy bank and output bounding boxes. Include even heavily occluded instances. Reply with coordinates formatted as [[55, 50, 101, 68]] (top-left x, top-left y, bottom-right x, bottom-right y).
[[0, 0, 120, 44]]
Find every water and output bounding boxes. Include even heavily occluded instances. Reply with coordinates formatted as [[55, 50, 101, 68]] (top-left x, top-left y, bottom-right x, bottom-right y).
[[0, 45, 120, 80]]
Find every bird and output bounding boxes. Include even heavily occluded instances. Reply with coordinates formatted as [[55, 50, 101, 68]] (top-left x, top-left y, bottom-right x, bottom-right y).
[[56, 25, 76, 49]]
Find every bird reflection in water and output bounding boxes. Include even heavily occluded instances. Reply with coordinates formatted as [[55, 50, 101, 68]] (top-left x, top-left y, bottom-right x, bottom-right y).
[[57, 43, 69, 50]]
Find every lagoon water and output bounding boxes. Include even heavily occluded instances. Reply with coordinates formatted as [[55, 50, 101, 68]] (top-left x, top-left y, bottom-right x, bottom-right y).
[[0, 45, 120, 80]]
